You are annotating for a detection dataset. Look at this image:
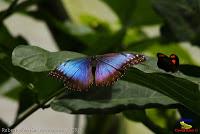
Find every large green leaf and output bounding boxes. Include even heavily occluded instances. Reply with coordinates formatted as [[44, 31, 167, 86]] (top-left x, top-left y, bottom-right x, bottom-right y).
[[12, 45, 85, 72], [0, 24, 62, 101], [51, 81, 177, 114], [124, 59, 200, 115], [10, 46, 82, 102], [0, 24, 62, 119], [1, 50, 60, 99], [12, 45, 200, 115], [1, 53, 61, 119]]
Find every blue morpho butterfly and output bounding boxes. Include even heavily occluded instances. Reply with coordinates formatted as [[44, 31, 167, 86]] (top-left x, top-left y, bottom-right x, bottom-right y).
[[49, 53, 146, 91]]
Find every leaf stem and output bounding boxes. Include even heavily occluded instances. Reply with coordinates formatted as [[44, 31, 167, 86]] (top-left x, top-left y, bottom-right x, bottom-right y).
[[0, 0, 19, 22], [142, 117, 172, 134], [0, 0, 42, 22], [73, 115, 80, 134], [8, 87, 66, 130]]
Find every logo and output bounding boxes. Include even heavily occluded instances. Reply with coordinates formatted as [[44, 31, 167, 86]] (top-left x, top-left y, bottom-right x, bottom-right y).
[[174, 118, 199, 134], [180, 121, 192, 129]]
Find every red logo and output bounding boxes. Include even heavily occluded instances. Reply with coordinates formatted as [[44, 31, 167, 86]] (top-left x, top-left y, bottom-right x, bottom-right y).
[[174, 120, 199, 134]]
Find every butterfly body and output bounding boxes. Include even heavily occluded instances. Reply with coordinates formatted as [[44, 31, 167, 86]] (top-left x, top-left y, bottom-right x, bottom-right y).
[[49, 53, 145, 91], [157, 53, 179, 73]]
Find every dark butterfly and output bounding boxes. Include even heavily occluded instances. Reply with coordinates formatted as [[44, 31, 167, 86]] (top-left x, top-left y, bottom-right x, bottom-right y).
[[157, 53, 179, 73], [49, 53, 146, 91]]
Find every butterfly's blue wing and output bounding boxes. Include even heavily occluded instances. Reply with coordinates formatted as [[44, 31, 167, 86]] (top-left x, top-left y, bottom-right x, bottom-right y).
[[49, 58, 93, 91], [95, 53, 145, 86], [49, 53, 145, 90]]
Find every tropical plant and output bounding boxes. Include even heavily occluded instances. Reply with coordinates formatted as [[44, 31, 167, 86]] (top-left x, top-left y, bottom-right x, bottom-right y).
[[0, 0, 200, 134]]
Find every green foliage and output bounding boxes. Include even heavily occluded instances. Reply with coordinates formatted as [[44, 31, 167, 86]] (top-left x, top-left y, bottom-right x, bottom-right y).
[[12, 46, 200, 115], [51, 80, 177, 114], [12, 45, 84, 72], [0, 0, 200, 133], [153, 0, 200, 45], [123, 109, 172, 134], [84, 115, 120, 134]]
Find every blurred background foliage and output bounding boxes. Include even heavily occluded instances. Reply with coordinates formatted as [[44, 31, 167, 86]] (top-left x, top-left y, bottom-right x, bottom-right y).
[[0, 0, 200, 134]]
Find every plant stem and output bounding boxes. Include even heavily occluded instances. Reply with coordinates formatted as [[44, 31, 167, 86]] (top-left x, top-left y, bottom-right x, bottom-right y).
[[0, 0, 42, 22], [9, 104, 39, 130], [73, 115, 80, 134], [9, 87, 66, 130], [0, 0, 19, 21], [142, 116, 172, 134]]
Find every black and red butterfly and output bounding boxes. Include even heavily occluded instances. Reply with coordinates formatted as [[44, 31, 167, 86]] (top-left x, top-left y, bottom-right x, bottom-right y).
[[157, 53, 179, 73]]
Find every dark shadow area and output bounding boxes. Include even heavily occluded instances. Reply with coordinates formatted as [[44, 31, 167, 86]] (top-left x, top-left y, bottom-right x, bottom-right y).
[[179, 64, 200, 77], [71, 103, 179, 114], [61, 86, 113, 100]]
